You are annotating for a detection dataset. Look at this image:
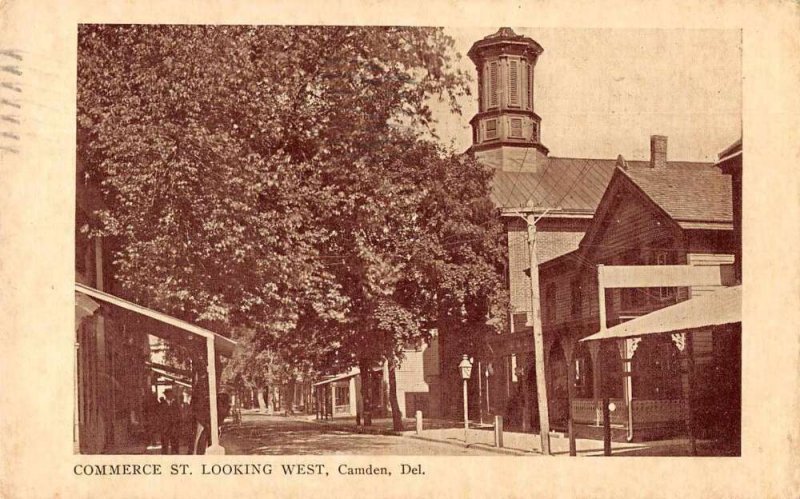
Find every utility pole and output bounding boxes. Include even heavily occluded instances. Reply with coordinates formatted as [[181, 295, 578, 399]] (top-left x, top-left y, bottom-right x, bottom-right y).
[[525, 212, 551, 455]]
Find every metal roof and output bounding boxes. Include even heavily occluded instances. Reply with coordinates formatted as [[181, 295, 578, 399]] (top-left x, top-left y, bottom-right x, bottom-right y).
[[75, 283, 237, 357], [491, 157, 714, 213], [582, 285, 741, 342], [621, 167, 733, 226]]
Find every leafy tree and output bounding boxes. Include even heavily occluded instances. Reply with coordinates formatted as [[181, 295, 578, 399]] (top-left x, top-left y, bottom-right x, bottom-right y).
[[78, 25, 504, 429]]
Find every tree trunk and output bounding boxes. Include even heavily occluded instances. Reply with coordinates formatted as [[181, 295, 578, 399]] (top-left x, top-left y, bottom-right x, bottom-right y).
[[266, 385, 274, 415], [256, 387, 267, 413], [359, 359, 372, 426], [286, 380, 295, 416], [388, 361, 404, 431]]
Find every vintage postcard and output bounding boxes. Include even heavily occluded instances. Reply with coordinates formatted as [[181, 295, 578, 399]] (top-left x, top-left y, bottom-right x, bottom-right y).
[[1, 1, 798, 498]]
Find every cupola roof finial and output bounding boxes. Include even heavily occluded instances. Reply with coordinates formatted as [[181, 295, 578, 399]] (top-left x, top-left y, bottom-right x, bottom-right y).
[[489, 27, 518, 39]]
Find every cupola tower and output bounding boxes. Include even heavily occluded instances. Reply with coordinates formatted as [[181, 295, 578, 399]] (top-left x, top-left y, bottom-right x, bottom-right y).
[[468, 27, 549, 171]]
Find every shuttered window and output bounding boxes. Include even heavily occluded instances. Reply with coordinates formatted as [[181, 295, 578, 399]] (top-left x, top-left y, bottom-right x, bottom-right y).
[[485, 118, 498, 139], [509, 60, 519, 106], [489, 61, 498, 108], [510, 118, 522, 138], [527, 63, 533, 109]]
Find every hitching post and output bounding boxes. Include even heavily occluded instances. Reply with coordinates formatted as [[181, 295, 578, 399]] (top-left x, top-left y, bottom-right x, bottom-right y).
[[494, 415, 504, 448]]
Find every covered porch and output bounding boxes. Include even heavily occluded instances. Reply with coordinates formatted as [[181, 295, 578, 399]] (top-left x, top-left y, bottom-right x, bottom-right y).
[[563, 285, 742, 454], [74, 283, 237, 455]]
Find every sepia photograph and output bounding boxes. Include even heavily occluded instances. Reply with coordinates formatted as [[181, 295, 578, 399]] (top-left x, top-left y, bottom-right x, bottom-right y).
[[72, 24, 744, 458]]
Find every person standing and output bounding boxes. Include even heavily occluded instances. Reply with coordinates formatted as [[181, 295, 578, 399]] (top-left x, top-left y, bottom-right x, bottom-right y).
[[160, 389, 181, 454]]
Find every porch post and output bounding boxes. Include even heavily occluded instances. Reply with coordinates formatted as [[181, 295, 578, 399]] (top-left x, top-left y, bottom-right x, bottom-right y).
[[685, 333, 697, 456], [330, 383, 336, 417], [477, 360, 483, 424], [588, 341, 602, 426], [594, 264, 607, 430], [618, 337, 640, 442], [671, 331, 697, 455], [205, 336, 224, 455], [563, 339, 577, 456], [349, 377, 357, 416]]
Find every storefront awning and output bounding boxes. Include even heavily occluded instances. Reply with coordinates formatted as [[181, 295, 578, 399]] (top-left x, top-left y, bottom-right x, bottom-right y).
[[582, 285, 741, 342], [75, 283, 237, 357]]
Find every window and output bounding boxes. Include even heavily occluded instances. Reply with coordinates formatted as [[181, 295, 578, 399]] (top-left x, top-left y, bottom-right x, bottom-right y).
[[510, 118, 522, 138], [527, 63, 533, 109], [620, 249, 647, 311], [509, 60, 519, 106], [335, 385, 350, 406], [510, 354, 518, 382], [512, 312, 528, 332], [489, 61, 498, 108], [545, 283, 557, 323], [571, 279, 582, 318], [531, 121, 539, 142], [655, 250, 676, 300], [485, 119, 498, 139], [574, 357, 586, 388]]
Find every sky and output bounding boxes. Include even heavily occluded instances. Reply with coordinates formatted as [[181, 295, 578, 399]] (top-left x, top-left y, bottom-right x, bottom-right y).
[[430, 28, 742, 162]]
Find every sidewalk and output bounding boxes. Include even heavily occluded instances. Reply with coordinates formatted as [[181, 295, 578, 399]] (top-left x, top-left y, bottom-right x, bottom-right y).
[[403, 426, 732, 456], [246, 410, 733, 456], [250, 410, 464, 436]]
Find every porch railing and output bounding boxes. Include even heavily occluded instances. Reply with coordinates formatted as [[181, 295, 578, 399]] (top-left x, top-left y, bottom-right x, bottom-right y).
[[571, 398, 686, 428]]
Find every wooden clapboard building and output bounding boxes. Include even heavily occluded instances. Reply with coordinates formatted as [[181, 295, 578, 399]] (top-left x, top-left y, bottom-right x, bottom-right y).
[[537, 153, 736, 441]]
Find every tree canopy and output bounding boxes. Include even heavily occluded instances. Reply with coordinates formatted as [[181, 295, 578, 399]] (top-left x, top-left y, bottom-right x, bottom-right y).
[[78, 25, 506, 394]]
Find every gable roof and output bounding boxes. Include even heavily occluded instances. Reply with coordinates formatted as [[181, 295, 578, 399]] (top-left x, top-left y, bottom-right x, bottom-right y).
[[491, 157, 714, 216], [620, 167, 733, 228], [557, 163, 733, 269]]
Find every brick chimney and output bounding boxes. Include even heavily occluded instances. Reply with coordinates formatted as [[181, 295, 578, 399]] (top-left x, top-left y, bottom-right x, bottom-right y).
[[650, 135, 668, 168]]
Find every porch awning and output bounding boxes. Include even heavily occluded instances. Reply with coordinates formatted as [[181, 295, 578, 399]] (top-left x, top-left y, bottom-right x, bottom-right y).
[[150, 366, 192, 388], [75, 283, 237, 357], [582, 285, 741, 342], [313, 369, 359, 387]]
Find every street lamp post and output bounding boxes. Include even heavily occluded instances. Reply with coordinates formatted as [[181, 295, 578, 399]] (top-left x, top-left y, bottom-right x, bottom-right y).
[[458, 355, 473, 444]]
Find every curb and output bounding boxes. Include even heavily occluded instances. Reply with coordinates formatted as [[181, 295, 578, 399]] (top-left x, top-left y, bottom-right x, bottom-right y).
[[403, 434, 535, 456]]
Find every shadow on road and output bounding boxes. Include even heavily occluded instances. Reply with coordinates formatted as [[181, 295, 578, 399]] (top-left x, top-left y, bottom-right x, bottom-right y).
[[221, 417, 411, 455]]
